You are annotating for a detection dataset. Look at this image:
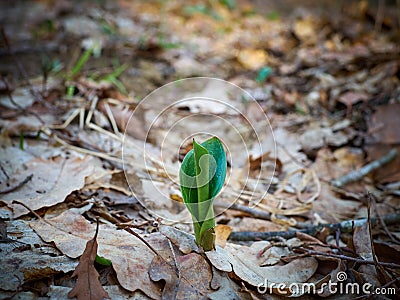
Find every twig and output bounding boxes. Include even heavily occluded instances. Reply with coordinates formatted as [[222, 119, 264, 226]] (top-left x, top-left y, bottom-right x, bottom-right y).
[[366, 194, 389, 283], [276, 142, 311, 169], [215, 201, 310, 228], [0, 174, 33, 194], [331, 149, 398, 188], [215, 202, 271, 220], [295, 248, 400, 269], [368, 192, 400, 244], [228, 213, 400, 241], [353, 276, 400, 299], [121, 227, 160, 257], [12, 200, 42, 218], [0, 163, 10, 180], [13, 200, 164, 261]]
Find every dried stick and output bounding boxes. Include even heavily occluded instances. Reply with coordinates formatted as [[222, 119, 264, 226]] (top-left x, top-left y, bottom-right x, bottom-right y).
[[228, 213, 400, 241], [215, 201, 310, 229], [0, 163, 10, 180], [12, 200, 164, 259], [368, 192, 400, 244], [331, 149, 398, 188], [215, 202, 271, 220], [295, 248, 400, 269]]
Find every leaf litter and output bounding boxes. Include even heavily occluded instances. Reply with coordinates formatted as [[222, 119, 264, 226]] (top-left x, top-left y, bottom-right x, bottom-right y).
[[0, 0, 399, 299], [67, 219, 110, 300]]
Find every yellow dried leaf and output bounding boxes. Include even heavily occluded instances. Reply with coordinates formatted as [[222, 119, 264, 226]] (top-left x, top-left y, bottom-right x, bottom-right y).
[[215, 224, 232, 248], [236, 49, 267, 70]]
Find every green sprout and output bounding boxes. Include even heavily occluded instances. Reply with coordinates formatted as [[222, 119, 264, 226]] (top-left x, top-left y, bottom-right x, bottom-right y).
[[179, 137, 227, 251]]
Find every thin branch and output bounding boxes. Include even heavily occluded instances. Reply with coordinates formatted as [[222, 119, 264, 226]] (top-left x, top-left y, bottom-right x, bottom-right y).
[[228, 213, 400, 241], [331, 149, 398, 188], [12, 201, 164, 261], [215, 201, 310, 229], [295, 248, 400, 269], [366, 194, 388, 283], [215, 202, 271, 220], [368, 192, 400, 244], [0, 163, 10, 180], [122, 227, 160, 257]]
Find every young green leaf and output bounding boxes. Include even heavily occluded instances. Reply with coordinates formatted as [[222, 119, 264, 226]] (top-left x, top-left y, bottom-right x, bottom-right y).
[[179, 137, 226, 250]]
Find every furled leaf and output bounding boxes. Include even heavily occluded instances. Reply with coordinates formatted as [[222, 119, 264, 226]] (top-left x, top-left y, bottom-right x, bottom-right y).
[[179, 137, 226, 249], [180, 137, 226, 207], [68, 222, 110, 300]]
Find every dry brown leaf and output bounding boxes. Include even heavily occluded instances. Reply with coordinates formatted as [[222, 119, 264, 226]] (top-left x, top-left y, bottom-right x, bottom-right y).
[[30, 209, 171, 299], [312, 182, 362, 223], [365, 103, 400, 182], [367, 103, 400, 145], [149, 252, 213, 299], [227, 217, 283, 232], [333, 147, 364, 169], [209, 267, 245, 300], [293, 18, 317, 43], [311, 149, 364, 221], [0, 220, 77, 291], [300, 127, 349, 152], [159, 225, 199, 254], [206, 242, 318, 296], [68, 222, 110, 300], [49, 285, 149, 299], [85, 170, 132, 196], [215, 225, 232, 248], [1, 154, 94, 217], [307, 256, 345, 297], [236, 49, 267, 71], [352, 222, 384, 286], [374, 241, 400, 264], [353, 222, 373, 261], [338, 91, 369, 108]]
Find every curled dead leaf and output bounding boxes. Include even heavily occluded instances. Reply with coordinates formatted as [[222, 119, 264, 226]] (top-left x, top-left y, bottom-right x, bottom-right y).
[[68, 221, 110, 300]]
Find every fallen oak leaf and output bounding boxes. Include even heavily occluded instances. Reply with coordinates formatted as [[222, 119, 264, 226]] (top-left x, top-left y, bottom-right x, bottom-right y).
[[0, 219, 77, 291], [149, 252, 213, 300], [1, 154, 95, 218], [206, 242, 318, 296], [68, 219, 110, 300], [159, 224, 199, 254], [29, 208, 168, 299]]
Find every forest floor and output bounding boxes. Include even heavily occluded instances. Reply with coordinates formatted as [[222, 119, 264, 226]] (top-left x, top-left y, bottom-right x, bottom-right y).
[[0, 0, 400, 299]]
